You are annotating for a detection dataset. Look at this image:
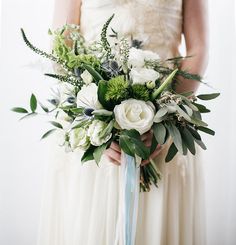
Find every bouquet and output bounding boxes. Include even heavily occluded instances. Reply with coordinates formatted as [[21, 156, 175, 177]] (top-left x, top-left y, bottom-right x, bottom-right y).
[[13, 14, 219, 190], [13, 15, 219, 244]]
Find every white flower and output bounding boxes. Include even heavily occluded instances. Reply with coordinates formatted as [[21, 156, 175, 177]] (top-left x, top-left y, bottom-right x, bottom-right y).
[[76, 83, 103, 109], [70, 128, 90, 150], [80, 70, 93, 85], [130, 67, 160, 85], [128, 47, 160, 68], [87, 120, 112, 146], [128, 47, 146, 67], [114, 99, 155, 135]]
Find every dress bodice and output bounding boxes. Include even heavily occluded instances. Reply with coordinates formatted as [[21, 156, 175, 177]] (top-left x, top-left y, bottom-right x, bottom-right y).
[[80, 0, 183, 59]]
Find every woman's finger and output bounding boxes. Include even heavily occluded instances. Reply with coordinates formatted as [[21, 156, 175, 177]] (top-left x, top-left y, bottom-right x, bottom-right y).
[[141, 144, 162, 165], [110, 142, 121, 153], [104, 148, 121, 165]]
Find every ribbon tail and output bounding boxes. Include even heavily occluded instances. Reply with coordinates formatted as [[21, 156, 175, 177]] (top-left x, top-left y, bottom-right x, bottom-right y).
[[115, 151, 141, 245]]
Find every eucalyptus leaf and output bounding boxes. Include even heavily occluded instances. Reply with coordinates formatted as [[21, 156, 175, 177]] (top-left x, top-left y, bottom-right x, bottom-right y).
[[39, 103, 49, 113], [198, 126, 215, 136], [19, 112, 37, 120], [165, 122, 183, 154], [30, 94, 37, 112], [180, 127, 196, 155], [41, 129, 57, 140], [153, 123, 166, 145], [49, 121, 63, 129], [165, 143, 178, 162], [197, 93, 220, 100], [11, 107, 28, 114], [193, 103, 211, 113], [155, 107, 168, 118], [194, 139, 207, 150], [190, 117, 208, 127], [175, 104, 192, 121], [187, 126, 201, 140], [150, 135, 158, 154]]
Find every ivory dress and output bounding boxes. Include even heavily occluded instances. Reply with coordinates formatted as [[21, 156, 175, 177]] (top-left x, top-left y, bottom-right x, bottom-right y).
[[37, 0, 206, 244]]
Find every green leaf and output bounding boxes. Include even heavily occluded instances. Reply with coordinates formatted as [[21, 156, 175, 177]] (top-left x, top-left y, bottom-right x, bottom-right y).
[[150, 135, 158, 154], [174, 104, 192, 121], [121, 129, 140, 140], [133, 138, 150, 159], [197, 93, 220, 100], [97, 80, 113, 110], [165, 122, 183, 154], [19, 112, 37, 120], [193, 103, 211, 113], [93, 142, 109, 165], [153, 123, 166, 145], [187, 126, 201, 140], [39, 103, 49, 113], [83, 64, 103, 83], [11, 107, 28, 113], [30, 94, 37, 112], [81, 146, 96, 163], [119, 135, 135, 157], [182, 141, 188, 155], [194, 139, 207, 150], [49, 121, 63, 129], [190, 117, 208, 127], [41, 129, 57, 140], [180, 127, 196, 155], [198, 126, 215, 136], [165, 143, 178, 162]]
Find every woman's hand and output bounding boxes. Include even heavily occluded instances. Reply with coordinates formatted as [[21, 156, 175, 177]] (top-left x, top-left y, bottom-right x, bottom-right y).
[[104, 131, 163, 166]]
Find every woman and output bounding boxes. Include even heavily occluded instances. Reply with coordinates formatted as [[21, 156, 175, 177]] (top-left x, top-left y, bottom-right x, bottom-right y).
[[38, 0, 209, 244]]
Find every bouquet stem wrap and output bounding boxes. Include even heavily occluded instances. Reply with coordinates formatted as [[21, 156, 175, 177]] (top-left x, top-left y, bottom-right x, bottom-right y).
[[115, 151, 141, 245]]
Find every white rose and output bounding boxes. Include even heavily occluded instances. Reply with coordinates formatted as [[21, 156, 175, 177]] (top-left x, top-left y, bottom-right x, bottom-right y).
[[142, 49, 160, 62], [114, 99, 155, 135], [80, 70, 93, 85], [128, 48, 160, 68], [128, 47, 146, 68], [76, 83, 103, 109], [87, 120, 112, 146], [70, 128, 90, 150], [130, 67, 160, 85]]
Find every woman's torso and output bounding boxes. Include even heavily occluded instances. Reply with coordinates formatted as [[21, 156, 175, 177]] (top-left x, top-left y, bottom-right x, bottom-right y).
[[80, 0, 183, 59]]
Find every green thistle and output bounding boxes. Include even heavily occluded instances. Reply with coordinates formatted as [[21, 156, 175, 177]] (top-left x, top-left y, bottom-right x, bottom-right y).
[[131, 84, 150, 101], [105, 76, 129, 101]]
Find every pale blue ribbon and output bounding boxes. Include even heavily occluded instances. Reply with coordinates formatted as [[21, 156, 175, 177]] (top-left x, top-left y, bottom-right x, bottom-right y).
[[124, 153, 140, 245]]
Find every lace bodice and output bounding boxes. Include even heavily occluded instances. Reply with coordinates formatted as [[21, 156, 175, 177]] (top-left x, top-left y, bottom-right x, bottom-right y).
[[80, 0, 183, 59]]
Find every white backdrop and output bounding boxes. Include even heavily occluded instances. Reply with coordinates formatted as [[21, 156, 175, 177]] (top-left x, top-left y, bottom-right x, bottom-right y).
[[0, 1, 235, 245]]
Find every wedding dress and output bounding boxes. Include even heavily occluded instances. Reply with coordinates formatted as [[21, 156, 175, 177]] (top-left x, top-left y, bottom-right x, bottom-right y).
[[37, 0, 206, 244]]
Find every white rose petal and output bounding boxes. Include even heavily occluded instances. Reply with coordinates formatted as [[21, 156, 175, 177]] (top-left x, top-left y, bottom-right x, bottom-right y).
[[80, 70, 93, 85], [114, 99, 155, 135], [128, 47, 146, 68], [128, 47, 160, 68], [76, 83, 103, 109], [70, 128, 90, 150], [130, 67, 160, 85], [87, 120, 112, 146]]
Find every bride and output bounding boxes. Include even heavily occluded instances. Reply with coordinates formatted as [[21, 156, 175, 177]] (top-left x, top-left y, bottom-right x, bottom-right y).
[[38, 0, 209, 244]]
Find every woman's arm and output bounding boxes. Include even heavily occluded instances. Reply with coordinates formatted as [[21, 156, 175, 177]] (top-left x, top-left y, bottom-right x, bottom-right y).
[[175, 0, 209, 93], [66, 0, 81, 25]]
